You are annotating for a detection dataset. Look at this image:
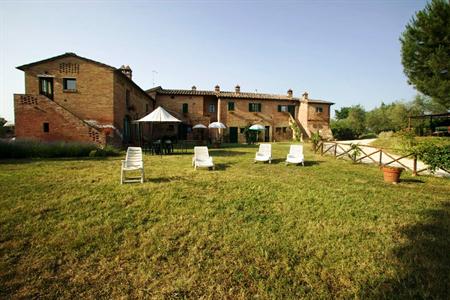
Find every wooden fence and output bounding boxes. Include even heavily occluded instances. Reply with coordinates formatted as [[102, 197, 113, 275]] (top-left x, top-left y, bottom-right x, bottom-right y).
[[314, 141, 428, 176]]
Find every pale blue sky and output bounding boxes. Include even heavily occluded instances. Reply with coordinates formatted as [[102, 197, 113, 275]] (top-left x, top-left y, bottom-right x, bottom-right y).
[[0, 0, 427, 121]]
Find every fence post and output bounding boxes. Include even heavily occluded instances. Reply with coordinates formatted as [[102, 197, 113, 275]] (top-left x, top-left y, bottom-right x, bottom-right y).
[[320, 142, 324, 155], [334, 143, 337, 158], [379, 150, 382, 166], [413, 155, 417, 176]]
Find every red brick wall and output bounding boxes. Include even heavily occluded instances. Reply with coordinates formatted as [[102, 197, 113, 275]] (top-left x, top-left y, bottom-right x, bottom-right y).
[[24, 57, 114, 124], [14, 94, 105, 144]]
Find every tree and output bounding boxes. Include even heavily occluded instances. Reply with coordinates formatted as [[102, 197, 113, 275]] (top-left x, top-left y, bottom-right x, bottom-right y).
[[346, 105, 366, 136], [334, 107, 350, 120], [0, 117, 6, 138], [400, 0, 450, 109], [366, 105, 393, 133]]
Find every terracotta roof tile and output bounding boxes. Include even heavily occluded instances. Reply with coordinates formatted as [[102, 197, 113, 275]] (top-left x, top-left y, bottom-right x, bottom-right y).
[[146, 86, 334, 104]]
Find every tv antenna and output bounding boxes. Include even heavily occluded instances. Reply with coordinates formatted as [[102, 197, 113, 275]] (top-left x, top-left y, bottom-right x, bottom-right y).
[[152, 70, 158, 87]]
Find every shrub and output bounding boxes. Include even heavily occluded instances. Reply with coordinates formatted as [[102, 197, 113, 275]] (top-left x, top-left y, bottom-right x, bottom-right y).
[[413, 141, 450, 173], [378, 131, 394, 139], [331, 119, 357, 140], [0, 140, 120, 159]]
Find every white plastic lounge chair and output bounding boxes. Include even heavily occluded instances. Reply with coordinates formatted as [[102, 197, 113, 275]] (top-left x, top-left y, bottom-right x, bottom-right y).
[[255, 143, 272, 163], [121, 147, 144, 184], [192, 146, 214, 170], [286, 145, 305, 166]]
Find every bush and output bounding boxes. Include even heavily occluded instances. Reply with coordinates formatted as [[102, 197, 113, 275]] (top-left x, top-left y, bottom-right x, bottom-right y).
[[413, 141, 450, 173], [0, 140, 121, 159], [331, 119, 358, 140]]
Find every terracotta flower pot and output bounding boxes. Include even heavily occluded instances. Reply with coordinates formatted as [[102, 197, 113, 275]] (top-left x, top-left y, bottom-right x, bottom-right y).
[[382, 166, 404, 184]]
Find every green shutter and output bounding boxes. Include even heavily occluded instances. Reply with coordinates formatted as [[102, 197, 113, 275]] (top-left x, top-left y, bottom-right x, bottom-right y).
[[182, 103, 188, 113], [258, 103, 262, 112], [228, 102, 235, 111], [278, 105, 282, 112], [249, 103, 252, 112]]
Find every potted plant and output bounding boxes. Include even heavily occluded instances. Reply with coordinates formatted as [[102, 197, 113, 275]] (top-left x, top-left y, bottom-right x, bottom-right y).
[[382, 165, 404, 184]]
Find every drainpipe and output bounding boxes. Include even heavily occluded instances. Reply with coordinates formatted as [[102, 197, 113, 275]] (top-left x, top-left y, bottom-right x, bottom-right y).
[[217, 97, 222, 140]]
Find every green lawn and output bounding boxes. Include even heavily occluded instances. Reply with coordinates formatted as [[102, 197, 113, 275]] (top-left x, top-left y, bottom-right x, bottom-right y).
[[1, 143, 449, 298]]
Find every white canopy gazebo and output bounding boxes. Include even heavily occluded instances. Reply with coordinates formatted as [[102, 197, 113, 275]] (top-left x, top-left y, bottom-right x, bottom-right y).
[[136, 106, 182, 123], [135, 106, 181, 152]]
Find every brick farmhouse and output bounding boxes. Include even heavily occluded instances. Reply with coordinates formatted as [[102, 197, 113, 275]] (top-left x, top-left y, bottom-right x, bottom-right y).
[[13, 53, 334, 146]]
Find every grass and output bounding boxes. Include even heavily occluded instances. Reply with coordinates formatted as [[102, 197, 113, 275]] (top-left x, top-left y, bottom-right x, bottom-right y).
[[1, 143, 449, 298]]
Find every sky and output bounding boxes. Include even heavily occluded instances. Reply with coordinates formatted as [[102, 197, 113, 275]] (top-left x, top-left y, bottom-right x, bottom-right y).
[[0, 0, 428, 122]]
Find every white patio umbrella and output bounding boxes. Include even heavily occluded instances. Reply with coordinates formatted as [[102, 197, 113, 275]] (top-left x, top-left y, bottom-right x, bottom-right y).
[[249, 124, 266, 143], [193, 124, 207, 129], [208, 122, 226, 144], [249, 124, 265, 131], [193, 124, 207, 141], [136, 106, 182, 156], [208, 122, 226, 129]]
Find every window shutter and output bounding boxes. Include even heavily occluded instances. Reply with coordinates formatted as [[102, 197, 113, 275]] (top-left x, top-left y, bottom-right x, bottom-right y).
[[249, 103, 252, 112]]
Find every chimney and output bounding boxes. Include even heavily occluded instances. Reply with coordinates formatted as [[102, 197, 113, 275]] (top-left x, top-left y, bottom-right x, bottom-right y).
[[214, 84, 220, 92], [235, 84, 240, 93], [302, 92, 309, 101], [287, 89, 293, 98], [192, 85, 197, 91], [119, 65, 132, 80]]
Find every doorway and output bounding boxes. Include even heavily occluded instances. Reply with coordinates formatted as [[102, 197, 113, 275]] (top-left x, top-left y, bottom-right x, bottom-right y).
[[264, 126, 270, 142], [229, 127, 238, 143], [39, 77, 54, 100]]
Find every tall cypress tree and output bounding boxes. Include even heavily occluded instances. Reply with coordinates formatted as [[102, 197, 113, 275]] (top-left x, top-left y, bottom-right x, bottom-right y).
[[400, 0, 450, 109]]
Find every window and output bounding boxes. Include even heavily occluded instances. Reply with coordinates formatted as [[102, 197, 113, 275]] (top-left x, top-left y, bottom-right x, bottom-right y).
[[278, 105, 288, 112], [209, 104, 215, 113], [228, 101, 235, 111], [249, 103, 261, 112], [316, 106, 323, 113], [39, 77, 53, 99], [276, 127, 282, 133], [240, 127, 245, 134], [63, 78, 77, 91], [126, 90, 130, 107], [182, 103, 188, 113], [43, 122, 49, 133], [283, 127, 287, 133]]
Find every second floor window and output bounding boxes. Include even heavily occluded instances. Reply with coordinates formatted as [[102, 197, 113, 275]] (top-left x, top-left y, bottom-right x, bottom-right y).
[[228, 102, 235, 111], [316, 106, 323, 113], [39, 77, 53, 100], [209, 104, 215, 113], [249, 103, 261, 112], [278, 105, 288, 112], [63, 78, 77, 91], [182, 103, 188, 113]]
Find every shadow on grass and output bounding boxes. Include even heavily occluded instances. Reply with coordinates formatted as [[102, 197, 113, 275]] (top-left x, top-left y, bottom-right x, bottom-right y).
[[400, 178, 425, 184], [364, 201, 450, 298], [146, 176, 184, 183], [303, 160, 324, 167], [213, 163, 234, 171], [210, 150, 248, 157]]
